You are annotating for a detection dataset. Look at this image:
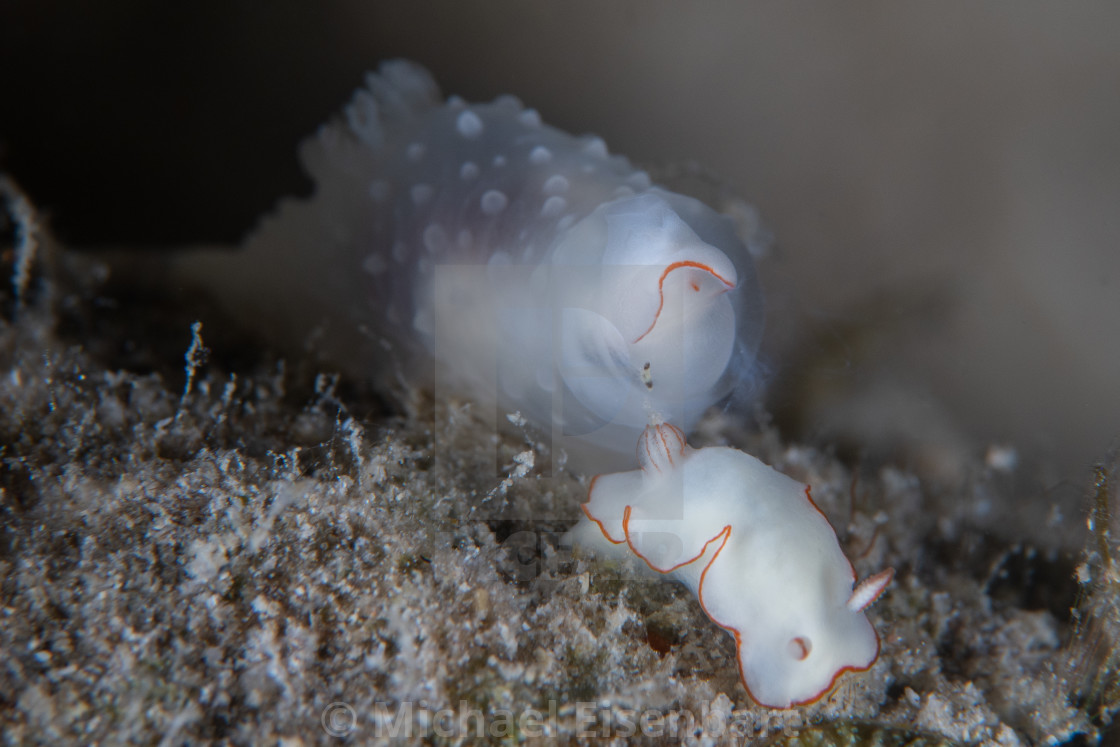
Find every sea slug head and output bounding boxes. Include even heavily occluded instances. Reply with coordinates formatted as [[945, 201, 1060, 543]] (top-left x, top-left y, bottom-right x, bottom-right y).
[[553, 191, 764, 441], [735, 566, 893, 708], [686, 451, 891, 708], [713, 467, 893, 708]]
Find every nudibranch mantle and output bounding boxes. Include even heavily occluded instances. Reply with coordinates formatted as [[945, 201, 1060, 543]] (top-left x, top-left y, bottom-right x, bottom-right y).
[[182, 60, 764, 469], [573, 423, 893, 709]]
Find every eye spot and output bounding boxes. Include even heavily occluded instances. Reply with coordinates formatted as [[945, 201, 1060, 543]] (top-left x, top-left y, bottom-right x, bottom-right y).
[[787, 637, 812, 661], [690, 281, 700, 292]]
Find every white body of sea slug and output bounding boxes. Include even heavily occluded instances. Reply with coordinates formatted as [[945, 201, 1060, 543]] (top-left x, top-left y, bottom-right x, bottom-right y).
[[184, 60, 764, 469], [571, 422, 893, 708]]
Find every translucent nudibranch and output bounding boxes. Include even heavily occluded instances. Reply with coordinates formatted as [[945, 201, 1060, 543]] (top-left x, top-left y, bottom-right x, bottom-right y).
[[571, 422, 893, 708], [185, 60, 763, 468]]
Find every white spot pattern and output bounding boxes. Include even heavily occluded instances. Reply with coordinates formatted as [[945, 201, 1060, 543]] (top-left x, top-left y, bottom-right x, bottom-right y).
[[529, 146, 552, 164], [542, 175, 569, 195], [541, 196, 566, 218], [248, 60, 763, 476], [481, 190, 508, 216], [456, 110, 484, 138]]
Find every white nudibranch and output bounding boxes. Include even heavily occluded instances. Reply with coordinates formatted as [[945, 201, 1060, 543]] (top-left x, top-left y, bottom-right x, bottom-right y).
[[176, 59, 890, 704], [572, 423, 893, 709], [182, 60, 763, 469]]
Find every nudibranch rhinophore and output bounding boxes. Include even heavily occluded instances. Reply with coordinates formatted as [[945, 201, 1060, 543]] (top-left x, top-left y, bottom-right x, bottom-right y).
[[571, 422, 893, 709], [181, 60, 764, 469]]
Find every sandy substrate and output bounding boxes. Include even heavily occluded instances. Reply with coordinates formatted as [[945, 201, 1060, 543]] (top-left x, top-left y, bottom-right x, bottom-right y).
[[1, 186, 1117, 745]]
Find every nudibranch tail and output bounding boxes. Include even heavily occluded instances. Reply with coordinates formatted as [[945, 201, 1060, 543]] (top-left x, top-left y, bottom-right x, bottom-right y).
[[573, 423, 891, 709]]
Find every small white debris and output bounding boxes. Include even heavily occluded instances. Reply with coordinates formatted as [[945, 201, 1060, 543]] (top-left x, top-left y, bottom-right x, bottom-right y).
[[177, 321, 206, 418], [985, 444, 1018, 472], [511, 450, 534, 478]]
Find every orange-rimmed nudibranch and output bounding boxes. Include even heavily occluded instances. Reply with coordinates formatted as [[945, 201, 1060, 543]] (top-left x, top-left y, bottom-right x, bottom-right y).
[[179, 60, 765, 471], [570, 422, 893, 709]]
